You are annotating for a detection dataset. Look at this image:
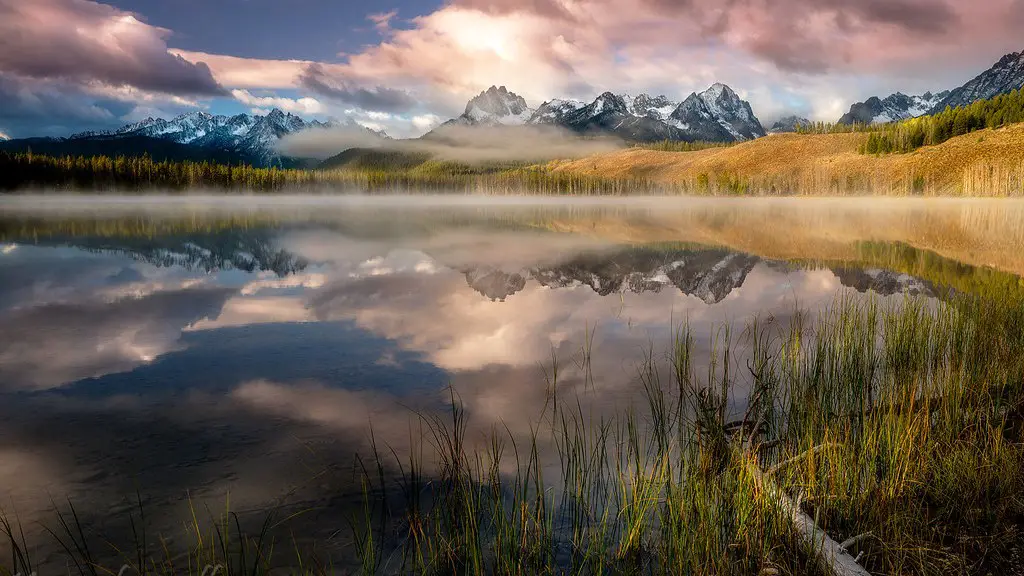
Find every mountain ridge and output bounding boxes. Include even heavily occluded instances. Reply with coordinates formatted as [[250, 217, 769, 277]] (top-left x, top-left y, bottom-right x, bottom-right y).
[[838, 50, 1024, 124], [1, 109, 388, 167], [436, 83, 766, 143]]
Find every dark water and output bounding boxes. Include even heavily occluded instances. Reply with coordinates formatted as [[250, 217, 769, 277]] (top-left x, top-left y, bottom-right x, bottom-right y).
[[1, 195, 1022, 567]]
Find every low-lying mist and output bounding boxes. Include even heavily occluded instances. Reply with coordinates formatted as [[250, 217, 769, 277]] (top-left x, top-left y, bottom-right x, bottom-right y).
[[276, 124, 626, 164]]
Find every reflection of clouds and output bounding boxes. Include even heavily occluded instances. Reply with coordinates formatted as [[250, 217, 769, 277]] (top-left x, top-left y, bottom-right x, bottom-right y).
[[309, 263, 845, 374], [0, 287, 233, 390], [0, 245, 213, 310], [232, 379, 423, 446], [188, 295, 314, 330], [239, 271, 329, 295]]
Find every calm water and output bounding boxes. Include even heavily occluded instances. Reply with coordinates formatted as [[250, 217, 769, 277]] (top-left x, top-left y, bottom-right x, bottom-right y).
[[2, 195, 1023, 567]]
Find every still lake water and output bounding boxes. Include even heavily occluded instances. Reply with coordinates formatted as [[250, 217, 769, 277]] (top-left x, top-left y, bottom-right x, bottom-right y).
[[2, 195, 1024, 567]]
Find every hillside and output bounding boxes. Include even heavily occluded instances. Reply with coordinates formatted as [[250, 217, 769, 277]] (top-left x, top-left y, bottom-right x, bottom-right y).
[[545, 123, 1024, 195]]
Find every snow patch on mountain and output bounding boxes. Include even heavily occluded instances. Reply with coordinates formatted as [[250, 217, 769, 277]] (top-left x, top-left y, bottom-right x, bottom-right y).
[[838, 91, 949, 124]]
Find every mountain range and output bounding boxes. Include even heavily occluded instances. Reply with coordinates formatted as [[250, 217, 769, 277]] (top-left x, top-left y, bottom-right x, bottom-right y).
[[462, 247, 934, 304], [0, 110, 387, 167], [838, 51, 1024, 124], [438, 83, 766, 143]]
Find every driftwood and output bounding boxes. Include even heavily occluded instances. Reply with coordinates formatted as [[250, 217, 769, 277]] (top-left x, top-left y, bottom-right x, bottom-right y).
[[766, 443, 842, 476], [733, 444, 871, 576]]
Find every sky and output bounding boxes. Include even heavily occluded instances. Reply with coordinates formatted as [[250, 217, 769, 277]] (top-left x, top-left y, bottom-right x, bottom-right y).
[[0, 0, 1022, 139]]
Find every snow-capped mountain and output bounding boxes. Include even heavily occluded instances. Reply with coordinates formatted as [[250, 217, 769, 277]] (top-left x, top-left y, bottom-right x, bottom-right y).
[[462, 248, 761, 304], [838, 92, 949, 125], [441, 83, 765, 143], [60, 110, 386, 166], [836, 50, 1024, 125], [929, 51, 1024, 113], [444, 86, 535, 127], [767, 115, 811, 133]]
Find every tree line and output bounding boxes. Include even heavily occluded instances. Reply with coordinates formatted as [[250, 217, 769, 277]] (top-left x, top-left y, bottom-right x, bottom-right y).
[[0, 150, 668, 195], [861, 89, 1024, 154]]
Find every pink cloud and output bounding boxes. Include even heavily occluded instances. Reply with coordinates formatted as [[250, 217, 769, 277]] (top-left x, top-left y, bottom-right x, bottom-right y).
[[0, 0, 224, 96], [175, 0, 1023, 125]]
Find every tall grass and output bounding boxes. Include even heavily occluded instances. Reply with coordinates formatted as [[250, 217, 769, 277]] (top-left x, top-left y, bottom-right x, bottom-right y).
[[343, 291, 1024, 575], [4, 291, 1023, 575]]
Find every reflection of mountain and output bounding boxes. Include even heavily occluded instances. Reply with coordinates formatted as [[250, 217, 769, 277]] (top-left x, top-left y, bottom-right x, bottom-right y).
[[464, 248, 759, 304], [832, 268, 933, 296], [463, 248, 937, 303], [38, 231, 307, 277]]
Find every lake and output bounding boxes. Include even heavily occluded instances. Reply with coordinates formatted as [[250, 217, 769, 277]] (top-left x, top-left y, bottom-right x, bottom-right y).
[[2, 195, 1023, 573]]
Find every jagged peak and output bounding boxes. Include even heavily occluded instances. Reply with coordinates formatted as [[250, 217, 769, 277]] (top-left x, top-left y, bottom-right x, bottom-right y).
[[702, 82, 738, 100], [463, 86, 530, 118]]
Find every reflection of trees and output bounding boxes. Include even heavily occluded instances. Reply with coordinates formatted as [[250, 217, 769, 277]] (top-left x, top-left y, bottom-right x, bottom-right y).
[[26, 230, 307, 277]]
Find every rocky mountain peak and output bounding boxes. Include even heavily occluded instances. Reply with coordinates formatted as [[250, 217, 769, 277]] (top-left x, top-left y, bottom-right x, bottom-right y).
[[464, 86, 531, 119], [590, 92, 629, 115]]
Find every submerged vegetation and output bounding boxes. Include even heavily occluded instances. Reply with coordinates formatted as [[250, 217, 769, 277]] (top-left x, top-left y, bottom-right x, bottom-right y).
[[4, 288, 1024, 575]]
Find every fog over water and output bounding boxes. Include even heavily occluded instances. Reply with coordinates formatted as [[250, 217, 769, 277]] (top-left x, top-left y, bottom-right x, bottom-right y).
[[1, 194, 1022, 569]]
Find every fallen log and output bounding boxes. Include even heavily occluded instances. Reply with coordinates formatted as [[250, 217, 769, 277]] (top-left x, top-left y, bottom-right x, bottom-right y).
[[735, 445, 871, 576]]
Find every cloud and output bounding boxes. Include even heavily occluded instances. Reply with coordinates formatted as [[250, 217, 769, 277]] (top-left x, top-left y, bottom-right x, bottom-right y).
[[231, 89, 324, 115], [0, 0, 226, 97], [274, 125, 390, 159], [298, 64, 418, 113], [367, 10, 398, 33], [166, 0, 1024, 127], [412, 114, 443, 130], [0, 287, 232, 390], [277, 123, 625, 162]]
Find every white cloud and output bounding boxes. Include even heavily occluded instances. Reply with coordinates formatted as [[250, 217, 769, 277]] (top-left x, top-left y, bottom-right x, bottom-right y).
[[412, 114, 442, 130], [232, 89, 323, 115]]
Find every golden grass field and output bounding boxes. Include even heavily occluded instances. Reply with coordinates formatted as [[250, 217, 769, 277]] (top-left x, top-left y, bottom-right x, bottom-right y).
[[546, 123, 1024, 196]]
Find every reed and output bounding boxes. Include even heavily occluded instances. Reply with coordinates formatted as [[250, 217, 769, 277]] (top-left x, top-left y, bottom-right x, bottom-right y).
[[3, 290, 1023, 575]]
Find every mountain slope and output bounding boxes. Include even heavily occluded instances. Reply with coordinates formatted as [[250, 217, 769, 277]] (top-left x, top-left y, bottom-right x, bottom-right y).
[[929, 51, 1024, 112], [838, 92, 949, 125], [837, 50, 1024, 124], [545, 121, 1024, 196]]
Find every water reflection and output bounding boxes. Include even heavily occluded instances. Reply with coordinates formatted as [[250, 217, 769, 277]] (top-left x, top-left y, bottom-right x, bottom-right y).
[[1, 196, 1022, 569]]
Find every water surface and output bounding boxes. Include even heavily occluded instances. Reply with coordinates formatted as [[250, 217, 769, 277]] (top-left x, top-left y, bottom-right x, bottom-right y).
[[2, 195, 1022, 567]]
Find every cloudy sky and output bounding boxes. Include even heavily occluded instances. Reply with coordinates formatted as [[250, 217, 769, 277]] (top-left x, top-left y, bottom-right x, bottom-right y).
[[1, 0, 1021, 139]]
